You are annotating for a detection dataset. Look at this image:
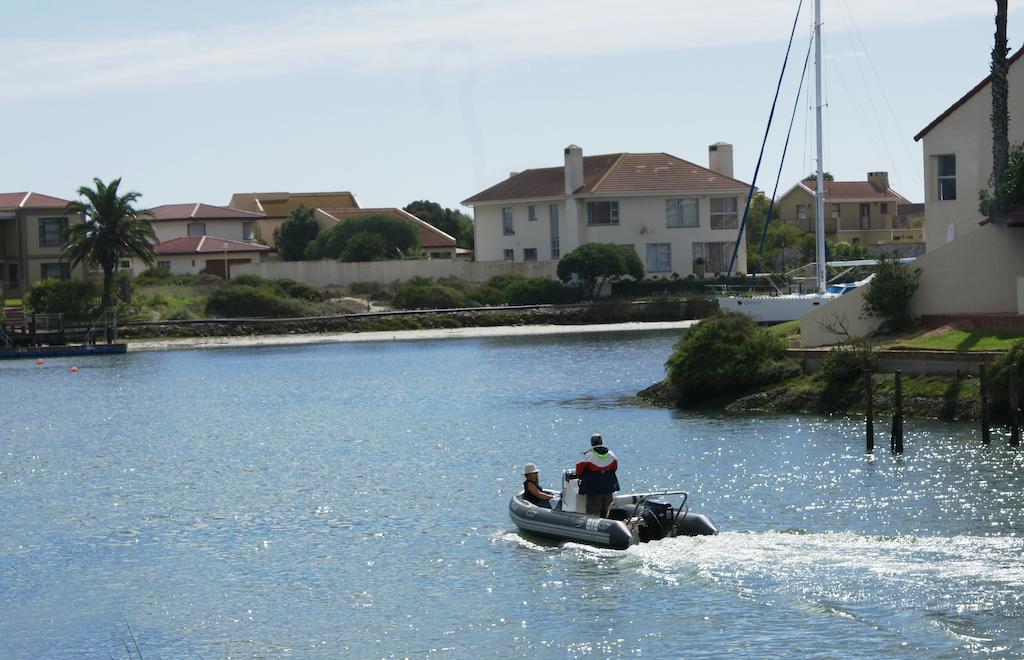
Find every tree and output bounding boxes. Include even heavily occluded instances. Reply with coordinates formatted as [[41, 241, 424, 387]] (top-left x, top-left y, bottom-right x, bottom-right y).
[[275, 205, 320, 261], [992, 0, 1010, 194], [64, 177, 156, 310], [404, 200, 474, 248], [862, 252, 921, 333], [342, 232, 388, 261], [802, 172, 835, 182], [556, 243, 643, 299], [305, 214, 419, 261]]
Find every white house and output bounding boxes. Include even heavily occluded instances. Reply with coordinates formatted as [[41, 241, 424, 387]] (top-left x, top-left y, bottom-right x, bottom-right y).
[[914, 45, 1024, 251], [153, 236, 272, 280], [462, 144, 750, 277], [147, 203, 266, 245]]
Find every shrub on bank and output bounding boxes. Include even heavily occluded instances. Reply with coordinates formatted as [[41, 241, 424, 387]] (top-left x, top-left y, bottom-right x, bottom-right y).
[[666, 311, 798, 405], [26, 278, 97, 322], [820, 338, 877, 383], [989, 339, 1024, 418], [205, 285, 306, 318], [391, 278, 472, 309]]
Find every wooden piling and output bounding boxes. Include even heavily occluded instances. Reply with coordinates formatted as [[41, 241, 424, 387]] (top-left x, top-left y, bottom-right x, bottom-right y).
[[1011, 364, 1020, 448], [891, 370, 904, 454], [980, 363, 991, 445], [865, 370, 874, 453]]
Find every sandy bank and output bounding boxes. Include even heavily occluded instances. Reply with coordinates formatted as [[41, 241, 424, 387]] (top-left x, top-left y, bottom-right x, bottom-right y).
[[127, 320, 697, 353]]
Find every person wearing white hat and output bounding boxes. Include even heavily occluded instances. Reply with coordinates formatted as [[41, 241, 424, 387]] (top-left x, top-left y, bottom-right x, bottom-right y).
[[522, 463, 554, 508]]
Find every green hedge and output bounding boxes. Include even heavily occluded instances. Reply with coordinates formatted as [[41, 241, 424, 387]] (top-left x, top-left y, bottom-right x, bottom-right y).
[[205, 285, 306, 318], [26, 279, 97, 322]]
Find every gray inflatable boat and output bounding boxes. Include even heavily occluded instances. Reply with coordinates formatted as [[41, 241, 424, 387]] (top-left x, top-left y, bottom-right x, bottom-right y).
[[509, 472, 717, 550]]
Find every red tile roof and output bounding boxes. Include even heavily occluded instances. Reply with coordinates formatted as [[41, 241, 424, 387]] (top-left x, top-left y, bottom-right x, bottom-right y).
[[148, 203, 264, 222], [0, 192, 72, 209], [462, 152, 749, 204], [914, 44, 1024, 141], [897, 202, 924, 215], [317, 207, 457, 249], [229, 191, 359, 216], [800, 180, 909, 203], [154, 236, 273, 255]]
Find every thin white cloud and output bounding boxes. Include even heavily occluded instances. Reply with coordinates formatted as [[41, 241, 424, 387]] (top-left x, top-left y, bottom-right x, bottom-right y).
[[0, 0, 1003, 103]]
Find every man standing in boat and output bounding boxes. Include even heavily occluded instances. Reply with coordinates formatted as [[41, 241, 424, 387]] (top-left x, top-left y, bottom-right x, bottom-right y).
[[575, 434, 619, 517]]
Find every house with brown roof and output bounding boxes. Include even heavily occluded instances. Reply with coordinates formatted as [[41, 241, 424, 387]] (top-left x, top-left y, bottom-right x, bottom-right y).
[[314, 207, 459, 259], [774, 172, 923, 255], [147, 203, 266, 245], [228, 192, 359, 245], [0, 192, 86, 297], [914, 44, 1024, 251], [462, 144, 749, 277], [152, 236, 273, 280]]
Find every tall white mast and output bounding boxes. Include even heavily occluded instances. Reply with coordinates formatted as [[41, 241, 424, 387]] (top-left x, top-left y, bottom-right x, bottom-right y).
[[813, 0, 827, 294]]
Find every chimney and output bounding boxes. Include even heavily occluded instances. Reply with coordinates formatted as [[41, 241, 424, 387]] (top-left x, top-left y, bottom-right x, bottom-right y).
[[868, 171, 890, 191], [564, 145, 583, 196], [709, 142, 734, 178], [509, 171, 520, 178]]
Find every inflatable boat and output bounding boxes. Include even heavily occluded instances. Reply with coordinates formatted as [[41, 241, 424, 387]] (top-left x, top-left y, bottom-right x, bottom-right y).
[[509, 471, 717, 550]]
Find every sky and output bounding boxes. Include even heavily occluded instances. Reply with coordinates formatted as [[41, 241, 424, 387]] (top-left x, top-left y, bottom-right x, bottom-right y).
[[2, 0, 1023, 212]]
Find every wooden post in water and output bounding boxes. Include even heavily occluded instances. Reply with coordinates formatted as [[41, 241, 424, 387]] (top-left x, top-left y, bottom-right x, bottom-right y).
[[1011, 364, 1020, 448], [865, 370, 874, 453], [980, 364, 991, 445], [891, 370, 904, 454]]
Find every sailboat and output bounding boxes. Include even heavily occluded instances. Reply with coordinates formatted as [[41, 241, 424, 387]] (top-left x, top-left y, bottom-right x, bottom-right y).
[[717, 0, 864, 323]]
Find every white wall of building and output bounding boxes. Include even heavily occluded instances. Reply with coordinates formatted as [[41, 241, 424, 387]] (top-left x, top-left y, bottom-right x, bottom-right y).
[[232, 258, 558, 288], [921, 58, 1024, 251], [151, 219, 256, 244], [801, 223, 1024, 346], [472, 193, 747, 276]]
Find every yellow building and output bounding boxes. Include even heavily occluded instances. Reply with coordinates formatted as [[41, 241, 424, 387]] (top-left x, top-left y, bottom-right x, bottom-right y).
[[0, 192, 87, 298], [774, 172, 923, 255]]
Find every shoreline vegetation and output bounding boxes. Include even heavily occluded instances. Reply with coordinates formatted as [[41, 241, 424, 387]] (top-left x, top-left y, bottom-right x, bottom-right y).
[[638, 312, 1024, 424]]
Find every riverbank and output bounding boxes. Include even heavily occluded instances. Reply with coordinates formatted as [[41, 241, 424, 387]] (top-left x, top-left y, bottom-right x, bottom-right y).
[[129, 320, 698, 352], [639, 370, 989, 422]]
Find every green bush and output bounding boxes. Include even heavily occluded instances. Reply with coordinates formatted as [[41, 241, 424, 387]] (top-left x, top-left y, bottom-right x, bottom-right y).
[[666, 311, 798, 405], [391, 279, 471, 309], [205, 285, 305, 318], [135, 266, 172, 286], [862, 252, 921, 332], [305, 214, 419, 261], [342, 231, 389, 261], [26, 279, 97, 322], [349, 281, 383, 295], [821, 338, 877, 383], [504, 277, 570, 305], [275, 278, 325, 302]]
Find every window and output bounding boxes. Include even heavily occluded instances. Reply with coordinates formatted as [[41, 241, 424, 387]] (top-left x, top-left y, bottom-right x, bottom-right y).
[[586, 201, 619, 226], [831, 203, 841, 219], [859, 203, 871, 230], [40, 262, 70, 280], [645, 243, 671, 273], [243, 222, 255, 241], [937, 155, 956, 201], [187, 222, 206, 236], [119, 260, 130, 269], [666, 198, 699, 228], [796, 204, 808, 221], [8, 264, 19, 288], [502, 208, 514, 235], [549, 205, 560, 259], [880, 202, 889, 215], [710, 198, 738, 229], [503, 248, 514, 261], [528, 206, 538, 221], [693, 242, 735, 274], [157, 260, 171, 271], [38, 217, 68, 247], [523, 248, 538, 262]]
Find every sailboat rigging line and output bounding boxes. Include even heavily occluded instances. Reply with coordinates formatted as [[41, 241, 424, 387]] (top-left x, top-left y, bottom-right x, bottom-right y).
[[755, 36, 815, 273], [726, 0, 805, 279]]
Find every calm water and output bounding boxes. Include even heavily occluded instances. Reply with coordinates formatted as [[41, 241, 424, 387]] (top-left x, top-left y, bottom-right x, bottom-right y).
[[2, 330, 1023, 658]]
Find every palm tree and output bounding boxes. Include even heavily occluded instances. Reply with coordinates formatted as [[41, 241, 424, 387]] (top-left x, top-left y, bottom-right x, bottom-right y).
[[992, 0, 1009, 193], [63, 177, 157, 310]]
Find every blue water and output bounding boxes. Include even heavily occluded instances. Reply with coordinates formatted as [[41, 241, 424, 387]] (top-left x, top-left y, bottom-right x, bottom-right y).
[[2, 330, 1023, 658]]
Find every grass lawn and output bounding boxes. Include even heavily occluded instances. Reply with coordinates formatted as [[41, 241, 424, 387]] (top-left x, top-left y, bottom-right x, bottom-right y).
[[885, 329, 1024, 352], [768, 319, 800, 339]]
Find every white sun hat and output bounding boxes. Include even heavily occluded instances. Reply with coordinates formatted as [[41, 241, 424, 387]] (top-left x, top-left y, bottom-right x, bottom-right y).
[[523, 463, 538, 475]]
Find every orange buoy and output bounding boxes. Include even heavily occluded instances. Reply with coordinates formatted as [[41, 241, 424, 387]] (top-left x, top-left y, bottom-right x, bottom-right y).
[[71, 366, 78, 373], [36, 358, 44, 365]]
